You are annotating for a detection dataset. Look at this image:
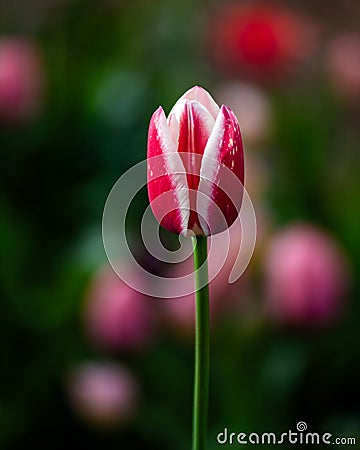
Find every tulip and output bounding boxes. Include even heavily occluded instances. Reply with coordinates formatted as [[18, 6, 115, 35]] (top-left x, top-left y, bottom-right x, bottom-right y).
[[147, 86, 244, 237], [66, 362, 139, 426], [147, 86, 247, 450], [264, 224, 350, 327]]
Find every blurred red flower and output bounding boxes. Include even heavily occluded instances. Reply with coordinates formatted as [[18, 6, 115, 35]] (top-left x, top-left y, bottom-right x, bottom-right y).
[[208, 2, 314, 79]]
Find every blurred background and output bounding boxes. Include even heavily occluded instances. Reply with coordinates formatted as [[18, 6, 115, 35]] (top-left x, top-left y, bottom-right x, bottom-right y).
[[0, 0, 359, 448]]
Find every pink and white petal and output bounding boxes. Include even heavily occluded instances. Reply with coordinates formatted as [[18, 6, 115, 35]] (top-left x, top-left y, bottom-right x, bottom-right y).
[[167, 113, 180, 147], [216, 106, 244, 174], [177, 100, 215, 185], [179, 86, 220, 120], [168, 97, 215, 131], [168, 98, 186, 125], [197, 105, 244, 235], [176, 99, 215, 231], [147, 107, 190, 234]]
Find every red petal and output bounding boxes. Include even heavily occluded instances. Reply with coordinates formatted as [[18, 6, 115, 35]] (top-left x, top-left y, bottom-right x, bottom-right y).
[[198, 105, 244, 235], [176, 100, 214, 231], [147, 107, 189, 234]]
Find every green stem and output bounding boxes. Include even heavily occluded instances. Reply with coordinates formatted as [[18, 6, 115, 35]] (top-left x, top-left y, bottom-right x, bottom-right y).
[[192, 235, 210, 450]]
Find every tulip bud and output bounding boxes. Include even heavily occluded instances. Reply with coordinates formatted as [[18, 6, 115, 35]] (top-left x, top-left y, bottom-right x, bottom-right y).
[[66, 362, 139, 426], [147, 86, 244, 237], [0, 37, 45, 123], [84, 267, 155, 352], [264, 224, 350, 327]]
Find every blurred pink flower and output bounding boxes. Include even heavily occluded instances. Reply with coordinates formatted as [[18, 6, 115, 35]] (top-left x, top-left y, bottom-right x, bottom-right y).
[[326, 33, 360, 104], [208, 2, 315, 79], [0, 37, 45, 123], [66, 362, 139, 426], [84, 267, 155, 352], [264, 224, 350, 327], [216, 82, 273, 146]]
